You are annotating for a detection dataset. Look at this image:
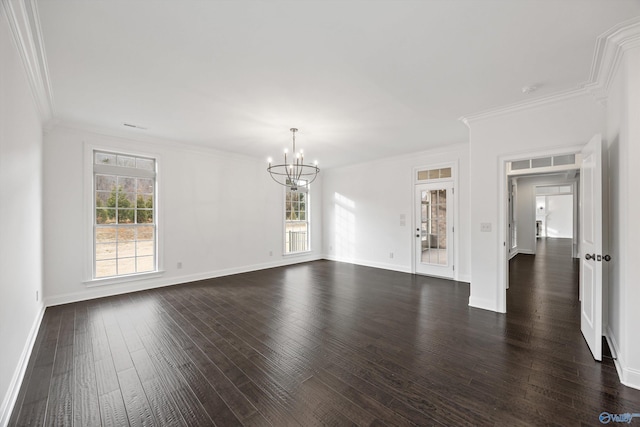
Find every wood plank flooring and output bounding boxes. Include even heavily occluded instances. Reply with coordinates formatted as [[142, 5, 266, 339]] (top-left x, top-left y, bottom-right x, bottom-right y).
[[9, 238, 640, 426]]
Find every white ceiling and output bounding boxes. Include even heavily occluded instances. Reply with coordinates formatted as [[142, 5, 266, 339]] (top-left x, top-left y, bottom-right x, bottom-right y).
[[37, 0, 640, 168]]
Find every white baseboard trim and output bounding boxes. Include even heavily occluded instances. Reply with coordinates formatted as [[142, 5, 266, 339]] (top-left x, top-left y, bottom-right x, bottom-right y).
[[605, 325, 640, 391], [0, 304, 45, 427], [45, 255, 322, 307], [622, 366, 640, 390], [468, 295, 499, 312], [323, 255, 412, 274], [508, 248, 535, 260]]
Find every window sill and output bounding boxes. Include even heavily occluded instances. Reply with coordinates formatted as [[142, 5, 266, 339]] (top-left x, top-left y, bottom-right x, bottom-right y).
[[84, 270, 165, 287], [283, 250, 312, 257]]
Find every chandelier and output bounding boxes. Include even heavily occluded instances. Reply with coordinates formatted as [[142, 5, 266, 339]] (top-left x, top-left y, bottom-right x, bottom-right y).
[[267, 128, 320, 191]]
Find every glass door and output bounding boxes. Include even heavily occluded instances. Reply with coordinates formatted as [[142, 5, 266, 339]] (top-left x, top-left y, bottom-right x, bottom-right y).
[[415, 182, 454, 278]]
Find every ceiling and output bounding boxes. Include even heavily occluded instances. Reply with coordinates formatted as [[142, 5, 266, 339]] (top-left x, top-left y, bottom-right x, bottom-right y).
[[37, 0, 640, 168]]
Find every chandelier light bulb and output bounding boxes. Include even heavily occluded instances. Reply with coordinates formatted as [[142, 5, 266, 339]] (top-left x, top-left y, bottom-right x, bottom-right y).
[[267, 157, 272, 164], [266, 128, 320, 191]]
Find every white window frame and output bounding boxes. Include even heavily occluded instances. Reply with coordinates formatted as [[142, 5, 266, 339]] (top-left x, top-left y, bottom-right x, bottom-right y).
[[84, 143, 164, 286], [284, 180, 311, 255]]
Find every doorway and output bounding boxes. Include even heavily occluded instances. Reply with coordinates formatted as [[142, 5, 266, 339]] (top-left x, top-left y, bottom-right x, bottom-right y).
[[499, 137, 605, 362], [413, 164, 456, 279], [415, 181, 454, 278], [506, 170, 579, 280]]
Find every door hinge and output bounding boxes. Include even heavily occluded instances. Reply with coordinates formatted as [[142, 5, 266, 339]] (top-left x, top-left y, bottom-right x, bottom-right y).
[[452, 188, 455, 195], [452, 226, 454, 233], [453, 265, 455, 271]]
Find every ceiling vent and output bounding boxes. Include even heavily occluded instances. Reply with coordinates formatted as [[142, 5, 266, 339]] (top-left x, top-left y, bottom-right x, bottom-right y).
[[123, 123, 147, 130]]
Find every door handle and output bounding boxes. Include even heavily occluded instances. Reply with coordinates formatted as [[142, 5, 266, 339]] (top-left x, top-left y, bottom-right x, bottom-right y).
[[585, 253, 595, 260], [603, 254, 611, 262]]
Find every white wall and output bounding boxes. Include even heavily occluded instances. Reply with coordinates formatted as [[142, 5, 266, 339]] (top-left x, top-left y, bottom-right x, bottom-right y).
[[322, 143, 470, 282], [605, 45, 640, 390], [42, 125, 322, 305], [545, 194, 573, 238], [468, 94, 604, 312], [0, 11, 45, 425]]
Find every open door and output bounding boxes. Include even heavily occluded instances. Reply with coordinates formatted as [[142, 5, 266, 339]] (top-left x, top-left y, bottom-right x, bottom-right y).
[[580, 134, 603, 361]]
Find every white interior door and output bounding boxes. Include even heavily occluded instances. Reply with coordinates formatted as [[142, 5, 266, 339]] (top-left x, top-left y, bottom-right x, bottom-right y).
[[580, 134, 603, 361], [415, 182, 454, 278]]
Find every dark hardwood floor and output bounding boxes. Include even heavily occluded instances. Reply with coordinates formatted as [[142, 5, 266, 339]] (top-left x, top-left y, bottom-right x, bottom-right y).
[[9, 238, 640, 426]]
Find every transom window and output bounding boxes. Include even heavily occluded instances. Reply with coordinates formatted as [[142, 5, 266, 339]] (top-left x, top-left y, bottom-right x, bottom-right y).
[[93, 151, 157, 278], [285, 180, 309, 253], [417, 167, 452, 181]]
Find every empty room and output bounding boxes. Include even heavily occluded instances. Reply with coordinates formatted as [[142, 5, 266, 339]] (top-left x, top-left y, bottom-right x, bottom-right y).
[[2, 1, 640, 425]]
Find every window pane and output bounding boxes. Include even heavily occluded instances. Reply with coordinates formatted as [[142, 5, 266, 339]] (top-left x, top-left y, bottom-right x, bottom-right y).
[[531, 157, 552, 168], [96, 209, 115, 224], [118, 209, 135, 224], [118, 177, 136, 193], [118, 228, 135, 242], [136, 256, 154, 273], [136, 194, 153, 209], [117, 155, 136, 168], [136, 209, 153, 224], [96, 227, 116, 243], [137, 178, 154, 194], [553, 154, 576, 166], [120, 192, 136, 208], [439, 168, 452, 178], [96, 175, 116, 191], [118, 258, 136, 275], [137, 226, 154, 240], [96, 191, 110, 207], [117, 241, 135, 258], [511, 160, 530, 170], [137, 240, 154, 257], [96, 260, 116, 278], [96, 243, 116, 261], [95, 152, 116, 165], [136, 158, 154, 171]]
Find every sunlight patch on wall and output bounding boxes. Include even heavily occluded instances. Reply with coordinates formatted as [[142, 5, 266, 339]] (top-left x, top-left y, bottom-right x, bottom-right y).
[[334, 192, 355, 260]]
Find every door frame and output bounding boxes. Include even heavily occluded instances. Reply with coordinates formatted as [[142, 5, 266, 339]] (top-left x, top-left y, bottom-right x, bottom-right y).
[[415, 181, 455, 278], [497, 145, 584, 313], [412, 160, 459, 281]]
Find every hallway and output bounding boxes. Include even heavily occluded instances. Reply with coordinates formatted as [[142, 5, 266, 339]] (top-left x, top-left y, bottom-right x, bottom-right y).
[[507, 238, 636, 418]]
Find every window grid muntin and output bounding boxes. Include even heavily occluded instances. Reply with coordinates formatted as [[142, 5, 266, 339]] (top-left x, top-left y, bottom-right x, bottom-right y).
[[285, 180, 309, 254], [93, 150, 157, 279]]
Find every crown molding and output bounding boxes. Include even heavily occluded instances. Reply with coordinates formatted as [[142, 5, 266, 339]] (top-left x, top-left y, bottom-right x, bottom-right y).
[[1, 0, 54, 121], [47, 120, 273, 165], [458, 87, 589, 127], [583, 16, 640, 104], [460, 17, 640, 126]]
